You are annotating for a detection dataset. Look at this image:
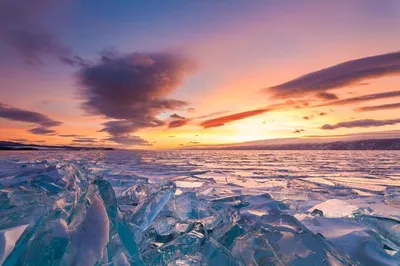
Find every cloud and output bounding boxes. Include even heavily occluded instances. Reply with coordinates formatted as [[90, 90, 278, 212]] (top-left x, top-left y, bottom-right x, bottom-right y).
[[168, 119, 190, 128], [170, 113, 185, 119], [319, 112, 327, 116], [78, 52, 195, 145], [293, 129, 305, 133], [5, 29, 69, 65], [0, 103, 62, 126], [187, 108, 196, 113], [315, 92, 339, 101], [355, 102, 400, 112], [72, 137, 97, 143], [303, 116, 313, 120], [198, 100, 307, 129], [0, 102, 62, 135], [29, 127, 57, 135], [322, 118, 400, 130], [193, 110, 231, 119], [0, 0, 86, 66], [106, 135, 152, 146], [59, 56, 92, 68], [98, 120, 150, 146], [315, 90, 400, 107], [59, 134, 83, 138], [200, 108, 270, 128], [268, 51, 400, 98]]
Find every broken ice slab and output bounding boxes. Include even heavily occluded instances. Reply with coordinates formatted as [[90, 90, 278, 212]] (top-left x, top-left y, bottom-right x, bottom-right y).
[[61, 180, 144, 266], [308, 199, 359, 218], [0, 224, 29, 265], [231, 209, 356, 265], [61, 193, 109, 266], [297, 214, 400, 265], [357, 215, 400, 248], [384, 188, 400, 208], [202, 237, 242, 265], [123, 181, 176, 233], [142, 230, 205, 265]]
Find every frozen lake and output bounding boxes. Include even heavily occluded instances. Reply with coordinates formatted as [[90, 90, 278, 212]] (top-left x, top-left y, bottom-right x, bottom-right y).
[[0, 150, 399, 265]]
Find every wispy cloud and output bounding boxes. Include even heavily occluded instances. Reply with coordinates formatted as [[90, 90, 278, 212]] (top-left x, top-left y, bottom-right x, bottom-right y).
[[0, 102, 62, 135], [322, 118, 400, 130], [29, 127, 57, 135], [199, 100, 308, 129], [72, 137, 97, 143], [268, 51, 400, 98], [200, 108, 270, 128], [168, 119, 191, 129], [170, 113, 185, 119], [59, 134, 83, 138], [315, 92, 339, 101], [315, 90, 400, 107], [355, 102, 400, 112]]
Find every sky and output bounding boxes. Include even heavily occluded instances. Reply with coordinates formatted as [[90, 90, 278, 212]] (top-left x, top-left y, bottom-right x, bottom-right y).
[[0, 0, 399, 149]]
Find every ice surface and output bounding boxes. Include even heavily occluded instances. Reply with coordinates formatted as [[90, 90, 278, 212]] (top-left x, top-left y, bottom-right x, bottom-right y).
[[0, 224, 29, 264], [308, 199, 359, 218], [0, 150, 399, 265]]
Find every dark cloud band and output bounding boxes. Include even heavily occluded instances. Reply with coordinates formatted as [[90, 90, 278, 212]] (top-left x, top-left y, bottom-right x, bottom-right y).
[[0, 102, 62, 135], [322, 118, 400, 130], [355, 102, 400, 112], [268, 51, 400, 98]]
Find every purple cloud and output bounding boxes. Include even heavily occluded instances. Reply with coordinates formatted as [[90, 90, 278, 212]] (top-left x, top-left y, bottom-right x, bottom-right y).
[[72, 137, 97, 143], [315, 92, 339, 101], [322, 118, 400, 130], [0, 102, 62, 135], [355, 102, 400, 112], [168, 119, 190, 128], [268, 51, 400, 98], [170, 113, 185, 119], [78, 52, 195, 145], [29, 127, 57, 135], [316, 90, 400, 107]]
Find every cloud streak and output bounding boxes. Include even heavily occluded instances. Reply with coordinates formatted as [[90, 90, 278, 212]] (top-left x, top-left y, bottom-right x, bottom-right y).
[[72, 137, 97, 143], [200, 108, 270, 128], [168, 119, 191, 129], [315, 92, 339, 101], [315, 90, 400, 107], [0, 102, 62, 135], [198, 100, 309, 129], [268, 51, 400, 98], [29, 127, 57, 135], [322, 118, 400, 130], [355, 102, 400, 112], [170, 113, 185, 119]]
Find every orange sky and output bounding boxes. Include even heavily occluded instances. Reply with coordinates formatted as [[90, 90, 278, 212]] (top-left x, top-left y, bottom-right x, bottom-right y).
[[1, 1, 400, 149]]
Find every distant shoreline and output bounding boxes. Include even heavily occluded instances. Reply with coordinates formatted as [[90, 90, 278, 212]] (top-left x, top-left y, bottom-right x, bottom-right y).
[[181, 138, 400, 151], [0, 141, 114, 151]]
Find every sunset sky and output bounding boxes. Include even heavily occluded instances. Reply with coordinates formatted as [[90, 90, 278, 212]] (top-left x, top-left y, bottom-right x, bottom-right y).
[[0, 0, 400, 149]]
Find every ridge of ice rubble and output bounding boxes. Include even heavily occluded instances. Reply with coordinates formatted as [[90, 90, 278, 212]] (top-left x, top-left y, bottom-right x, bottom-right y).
[[0, 158, 399, 265]]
